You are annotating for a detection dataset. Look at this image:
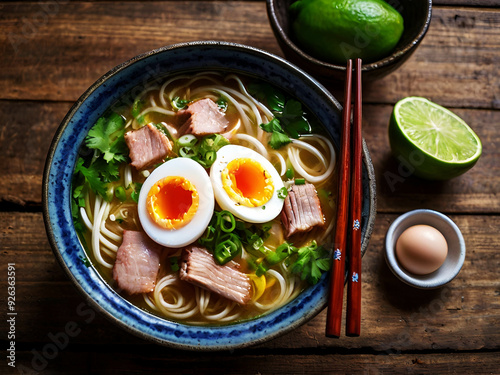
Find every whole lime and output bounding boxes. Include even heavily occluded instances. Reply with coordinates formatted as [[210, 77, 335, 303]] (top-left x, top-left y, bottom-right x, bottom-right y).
[[388, 97, 482, 180], [290, 0, 404, 64]]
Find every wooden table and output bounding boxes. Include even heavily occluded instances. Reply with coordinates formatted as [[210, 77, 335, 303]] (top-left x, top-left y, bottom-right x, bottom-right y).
[[1, 1, 499, 373]]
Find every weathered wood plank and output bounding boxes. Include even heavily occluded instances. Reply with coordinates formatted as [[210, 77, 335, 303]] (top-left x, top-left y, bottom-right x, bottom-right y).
[[0, 3, 499, 109], [0, 101, 72, 206], [434, 0, 500, 6], [2, 212, 499, 351], [4, 350, 500, 375], [0, 1, 279, 102], [2, 101, 498, 213]]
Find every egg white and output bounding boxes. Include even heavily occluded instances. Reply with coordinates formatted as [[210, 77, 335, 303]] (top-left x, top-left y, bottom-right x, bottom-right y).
[[138, 158, 214, 248], [210, 145, 285, 223]]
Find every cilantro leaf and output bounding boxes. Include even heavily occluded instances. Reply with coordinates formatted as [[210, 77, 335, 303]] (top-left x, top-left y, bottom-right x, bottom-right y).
[[74, 157, 108, 198], [269, 130, 291, 150], [85, 113, 126, 163], [290, 241, 331, 285], [260, 118, 291, 149], [255, 90, 311, 148], [277, 99, 311, 139], [265, 242, 296, 265], [285, 117, 311, 139], [72, 113, 130, 210], [260, 118, 283, 133], [247, 82, 285, 112], [281, 99, 303, 120]]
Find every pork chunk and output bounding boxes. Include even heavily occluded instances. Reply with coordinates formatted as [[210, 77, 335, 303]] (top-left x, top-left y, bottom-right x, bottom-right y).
[[177, 98, 229, 136], [113, 230, 162, 295], [124, 123, 173, 170], [281, 183, 325, 238], [179, 246, 252, 305]]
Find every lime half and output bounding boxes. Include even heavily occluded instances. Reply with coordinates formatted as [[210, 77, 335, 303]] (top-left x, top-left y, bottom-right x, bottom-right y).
[[389, 97, 482, 180]]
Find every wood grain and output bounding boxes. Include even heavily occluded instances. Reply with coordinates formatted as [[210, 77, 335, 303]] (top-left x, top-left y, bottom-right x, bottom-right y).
[[2, 212, 499, 351], [4, 351, 500, 374], [0, 1, 499, 373], [0, 3, 498, 108]]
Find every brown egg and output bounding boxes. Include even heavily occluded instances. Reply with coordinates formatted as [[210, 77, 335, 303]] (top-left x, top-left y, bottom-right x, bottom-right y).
[[395, 225, 448, 275]]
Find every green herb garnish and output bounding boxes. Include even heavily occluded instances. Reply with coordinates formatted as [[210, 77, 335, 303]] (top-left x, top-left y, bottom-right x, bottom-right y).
[[72, 114, 129, 230], [176, 133, 229, 168], [131, 99, 145, 125], [85, 113, 128, 164], [199, 211, 271, 265], [250, 82, 312, 149], [294, 178, 306, 185], [256, 240, 331, 285], [290, 241, 331, 285], [114, 186, 127, 202], [79, 255, 91, 267], [154, 123, 172, 140], [216, 98, 228, 112], [170, 257, 180, 272], [199, 211, 242, 265], [277, 187, 288, 199], [172, 96, 190, 110], [130, 182, 142, 204]]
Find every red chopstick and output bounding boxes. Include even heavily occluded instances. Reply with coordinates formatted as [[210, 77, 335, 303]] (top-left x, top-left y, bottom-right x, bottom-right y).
[[346, 58, 362, 337], [326, 59, 352, 338]]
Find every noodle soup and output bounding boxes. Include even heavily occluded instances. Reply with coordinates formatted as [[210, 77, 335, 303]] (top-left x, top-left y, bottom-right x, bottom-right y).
[[72, 71, 337, 325]]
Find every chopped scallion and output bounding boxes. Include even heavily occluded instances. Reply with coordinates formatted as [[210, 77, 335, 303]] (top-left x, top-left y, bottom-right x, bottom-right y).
[[295, 178, 306, 185], [170, 257, 179, 272], [114, 186, 126, 202], [177, 134, 198, 147], [277, 187, 288, 199]]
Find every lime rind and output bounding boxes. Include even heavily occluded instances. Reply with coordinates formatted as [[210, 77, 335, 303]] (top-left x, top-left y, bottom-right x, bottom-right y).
[[393, 97, 482, 164]]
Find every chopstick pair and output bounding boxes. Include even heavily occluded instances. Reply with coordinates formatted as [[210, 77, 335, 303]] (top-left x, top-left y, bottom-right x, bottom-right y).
[[326, 58, 363, 338]]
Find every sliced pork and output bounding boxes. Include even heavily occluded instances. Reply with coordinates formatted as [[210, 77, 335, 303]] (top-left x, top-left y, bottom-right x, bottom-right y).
[[124, 123, 174, 170], [179, 246, 252, 305], [281, 183, 325, 238], [177, 98, 229, 136], [113, 230, 162, 295]]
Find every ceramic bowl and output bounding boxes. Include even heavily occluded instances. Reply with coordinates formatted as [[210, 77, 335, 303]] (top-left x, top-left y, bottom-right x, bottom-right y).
[[385, 209, 465, 289], [43, 41, 377, 350], [266, 0, 433, 81]]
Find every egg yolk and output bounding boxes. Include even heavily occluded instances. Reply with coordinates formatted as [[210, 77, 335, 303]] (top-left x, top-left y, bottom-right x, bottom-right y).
[[146, 176, 199, 230], [221, 158, 274, 207]]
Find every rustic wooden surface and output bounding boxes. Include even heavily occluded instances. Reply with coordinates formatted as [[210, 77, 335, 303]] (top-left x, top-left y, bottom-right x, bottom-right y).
[[1, 1, 499, 374]]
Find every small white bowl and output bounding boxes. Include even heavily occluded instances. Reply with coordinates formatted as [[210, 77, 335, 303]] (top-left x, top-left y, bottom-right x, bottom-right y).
[[385, 209, 466, 289]]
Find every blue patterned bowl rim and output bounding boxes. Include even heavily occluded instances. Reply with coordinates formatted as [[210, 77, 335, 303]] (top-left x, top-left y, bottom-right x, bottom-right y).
[[42, 41, 376, 350]]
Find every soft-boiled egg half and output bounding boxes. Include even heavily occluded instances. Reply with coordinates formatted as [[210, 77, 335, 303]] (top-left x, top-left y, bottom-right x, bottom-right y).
[[210, 145, 285, 223], [138, 158, 214, 248]]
